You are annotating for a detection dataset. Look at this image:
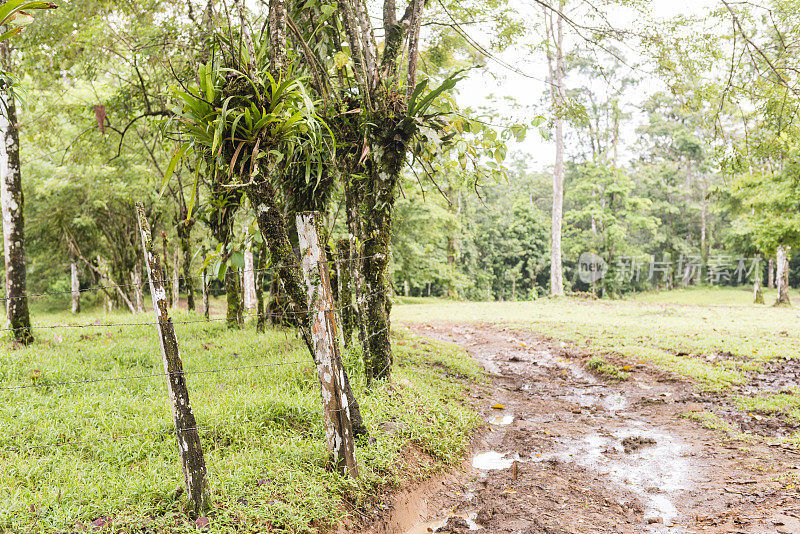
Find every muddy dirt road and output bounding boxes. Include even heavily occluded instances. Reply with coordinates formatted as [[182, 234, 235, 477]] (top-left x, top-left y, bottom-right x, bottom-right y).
[[373, 323, 800, 534]]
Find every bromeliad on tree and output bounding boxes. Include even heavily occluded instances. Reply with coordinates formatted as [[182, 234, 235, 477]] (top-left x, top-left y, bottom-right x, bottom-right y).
[[164, 7, 367, 436]]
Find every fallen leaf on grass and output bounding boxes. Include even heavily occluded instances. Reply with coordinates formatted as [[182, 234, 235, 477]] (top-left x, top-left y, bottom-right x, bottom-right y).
[[492, 403, 505, 410], [195, 516, 210, 529]]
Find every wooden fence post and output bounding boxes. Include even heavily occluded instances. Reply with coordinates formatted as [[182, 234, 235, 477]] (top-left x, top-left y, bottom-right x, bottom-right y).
[[136, 203, 209, 514], [296, 211, 358, 478]]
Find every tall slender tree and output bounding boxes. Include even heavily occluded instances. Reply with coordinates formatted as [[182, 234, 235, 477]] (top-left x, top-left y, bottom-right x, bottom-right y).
[[544, 1, 566, 296], [0, 42, 32, 344]]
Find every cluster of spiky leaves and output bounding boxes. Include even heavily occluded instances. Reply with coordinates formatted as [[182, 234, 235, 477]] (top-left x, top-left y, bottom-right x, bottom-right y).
[[164, 27, 333, 215]]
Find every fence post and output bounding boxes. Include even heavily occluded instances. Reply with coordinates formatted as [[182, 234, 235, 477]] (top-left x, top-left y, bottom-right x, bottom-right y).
[[135, 203, 209, 514], [296, 211, 358, 478]]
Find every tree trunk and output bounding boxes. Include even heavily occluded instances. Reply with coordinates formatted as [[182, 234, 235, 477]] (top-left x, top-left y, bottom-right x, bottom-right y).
[[179, 227, 195, 312], [225, 267, 243, 328], [337, 238, 354, 348], [754, 278, 764, 304], [162, 231, 173, 308], [132, 263, 144, 313], [768, 258, 775, 289], [202, 265, 209, 320], [247, 178, 367, 437], [775, 245, 791, 306], [246, 178, 312, 348], [0, 46, 32, 344], [546, 3, 565, 297], [700, 195, 708, 273], [344, 176, 369, 367], [70, 261, 80, 314], [362, 140, 407, 382], [243, 243, 257, 313], [98, 255, 114, 313], [172, 247, 180, 310], [255, 241, 267, 332]]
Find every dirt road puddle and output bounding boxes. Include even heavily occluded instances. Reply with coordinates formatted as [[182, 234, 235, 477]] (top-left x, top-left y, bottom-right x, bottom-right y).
[[549, 426, 689, 525], [402, 514, 480, 534], [471, 450, 520, 470], [488, 414, 514, 425]]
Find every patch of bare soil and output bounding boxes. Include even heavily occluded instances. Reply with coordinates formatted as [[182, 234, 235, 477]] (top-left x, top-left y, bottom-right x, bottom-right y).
[[742, 358, 800, 395], [362, 323, 800, 534]]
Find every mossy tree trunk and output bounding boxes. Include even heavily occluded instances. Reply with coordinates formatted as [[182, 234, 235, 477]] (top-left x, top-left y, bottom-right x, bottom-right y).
[[177, 216, 195, 312], [336, 238, 354, 348], [225, 268, 243, 327], [361, 131, 409, 382], [208, 188, 242, 328], [344, 174, 370, 362]]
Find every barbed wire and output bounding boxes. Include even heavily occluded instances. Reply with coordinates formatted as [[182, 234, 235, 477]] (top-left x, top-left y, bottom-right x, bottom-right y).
[[1, 399, 361, 454], [0, 325, 391, 392], [0, 254, 388, 303], [0, 359, 308, 392], [0, 289, 389, 333]]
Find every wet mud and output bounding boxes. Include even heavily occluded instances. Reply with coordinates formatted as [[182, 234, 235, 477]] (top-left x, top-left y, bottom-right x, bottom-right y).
[[365, 323, 800, 534]]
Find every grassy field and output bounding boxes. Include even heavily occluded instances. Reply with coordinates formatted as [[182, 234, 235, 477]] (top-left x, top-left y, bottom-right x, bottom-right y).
[[393, 288, 800, 443], [0, 302, 483, 533]]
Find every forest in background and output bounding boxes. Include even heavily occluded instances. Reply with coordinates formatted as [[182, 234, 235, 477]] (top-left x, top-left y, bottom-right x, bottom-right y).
[[3, 0, 800, 320]]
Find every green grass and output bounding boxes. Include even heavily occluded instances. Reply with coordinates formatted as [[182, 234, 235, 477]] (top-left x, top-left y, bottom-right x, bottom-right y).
[[585, 355, 631, 381], [0, 304, 482, 533], [631, 286, 800, 306], [392, 290, 800, 391], [735, 392, 800, 422]]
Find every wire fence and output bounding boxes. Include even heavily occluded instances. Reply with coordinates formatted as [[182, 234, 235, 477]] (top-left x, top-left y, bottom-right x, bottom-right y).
[[0, 263, 393, 459], [0, 253, 388, 303]]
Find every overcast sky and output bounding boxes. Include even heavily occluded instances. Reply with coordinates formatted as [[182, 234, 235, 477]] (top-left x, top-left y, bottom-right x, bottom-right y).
[[449, 0, 722, 170]]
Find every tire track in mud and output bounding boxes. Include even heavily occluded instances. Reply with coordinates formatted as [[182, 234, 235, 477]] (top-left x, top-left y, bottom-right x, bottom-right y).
[[371, 323, 800, 534]]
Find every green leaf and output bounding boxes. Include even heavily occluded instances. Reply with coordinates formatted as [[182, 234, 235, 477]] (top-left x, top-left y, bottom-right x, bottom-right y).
[[230, 251, 245, 269], [160, 143, 191, 196]]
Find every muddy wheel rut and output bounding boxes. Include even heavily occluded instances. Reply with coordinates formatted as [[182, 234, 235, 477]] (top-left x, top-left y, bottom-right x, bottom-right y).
[[365, 323, 800, 534]]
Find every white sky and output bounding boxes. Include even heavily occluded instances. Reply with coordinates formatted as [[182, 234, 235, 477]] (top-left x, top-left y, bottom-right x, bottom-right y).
[[450, 0, 722, 170]]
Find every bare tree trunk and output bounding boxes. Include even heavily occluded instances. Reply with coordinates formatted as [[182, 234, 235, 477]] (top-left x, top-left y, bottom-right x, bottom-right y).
[[700, 195, 708, 272], [768, 258, 775, 289], [132, 263, 144, 313], [98, 255, 114, 313], [71, 261, 80, 314], [243, 242, 257, 313], [545, 2, 565, 297], [0, 44, 32, 344], [775, 245, 791, 306], [754, 277, 764, 304]]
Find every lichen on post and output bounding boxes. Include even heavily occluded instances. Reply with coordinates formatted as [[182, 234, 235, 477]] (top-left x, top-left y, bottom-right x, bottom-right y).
[[135, 202, 210, 515], [296, 211, 359, 477]]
